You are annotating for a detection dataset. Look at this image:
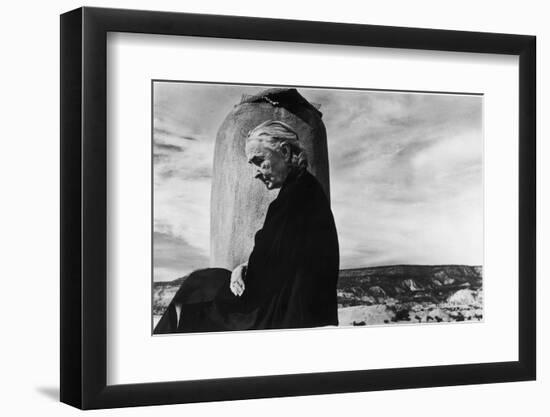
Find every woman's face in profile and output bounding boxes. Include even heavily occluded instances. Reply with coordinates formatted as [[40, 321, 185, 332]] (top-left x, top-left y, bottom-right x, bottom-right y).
[[245, 139, 290, 190]]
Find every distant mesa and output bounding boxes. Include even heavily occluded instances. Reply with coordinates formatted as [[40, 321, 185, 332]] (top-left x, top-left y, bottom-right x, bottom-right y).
[[153, 264, 483, 328], [336, 264, 482, 307]]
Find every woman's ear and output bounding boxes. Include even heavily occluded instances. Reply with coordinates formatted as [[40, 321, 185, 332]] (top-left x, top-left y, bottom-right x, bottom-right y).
[[280, 143, 291, 162]]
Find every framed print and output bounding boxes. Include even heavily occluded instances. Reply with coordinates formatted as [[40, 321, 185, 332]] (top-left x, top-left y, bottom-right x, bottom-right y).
[[60, 6, 536, 409]]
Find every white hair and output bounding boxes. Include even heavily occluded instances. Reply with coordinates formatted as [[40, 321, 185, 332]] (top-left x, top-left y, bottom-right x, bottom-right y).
[[246, 120, 308, 170]]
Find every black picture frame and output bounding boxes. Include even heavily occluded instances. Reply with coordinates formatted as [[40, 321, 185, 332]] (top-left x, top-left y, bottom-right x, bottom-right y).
[[60, 6, 536, 410]]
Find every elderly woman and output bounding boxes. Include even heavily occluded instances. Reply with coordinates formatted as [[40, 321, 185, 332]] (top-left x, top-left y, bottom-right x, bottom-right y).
[[154, 120, 339, 333]]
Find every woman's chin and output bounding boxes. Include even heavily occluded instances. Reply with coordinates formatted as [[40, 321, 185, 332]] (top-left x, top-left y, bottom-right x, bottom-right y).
[[258, 178, 281, 190]]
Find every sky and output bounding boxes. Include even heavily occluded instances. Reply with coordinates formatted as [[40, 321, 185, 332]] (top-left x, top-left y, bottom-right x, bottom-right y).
[[153, 82, 483, 282]]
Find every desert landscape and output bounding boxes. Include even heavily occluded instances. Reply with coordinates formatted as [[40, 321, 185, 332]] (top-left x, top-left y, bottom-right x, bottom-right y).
[[153, 264, 483, 329]]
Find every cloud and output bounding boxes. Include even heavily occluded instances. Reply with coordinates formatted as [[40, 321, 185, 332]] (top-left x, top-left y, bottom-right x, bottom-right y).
[[154, 176, 212, 255], [301, 89, 483, 268], [154, 127, 197, 142], [153, 231, 210, 281]]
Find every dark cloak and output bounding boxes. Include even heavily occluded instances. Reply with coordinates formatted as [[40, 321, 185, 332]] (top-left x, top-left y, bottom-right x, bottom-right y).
[[154, 169, 339, 334]]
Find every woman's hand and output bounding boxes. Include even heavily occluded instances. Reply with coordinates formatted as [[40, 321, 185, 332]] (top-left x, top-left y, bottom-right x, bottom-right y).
[[230, 263, 247, 296]]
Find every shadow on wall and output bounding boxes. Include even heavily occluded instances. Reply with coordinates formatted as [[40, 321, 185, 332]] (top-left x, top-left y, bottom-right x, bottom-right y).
[[35, 386, 59, 401]]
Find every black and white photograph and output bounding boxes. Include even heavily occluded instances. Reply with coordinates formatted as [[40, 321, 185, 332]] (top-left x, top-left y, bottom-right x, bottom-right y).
[[152, 82, 484, 334], [2, 0, 544, 414]]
